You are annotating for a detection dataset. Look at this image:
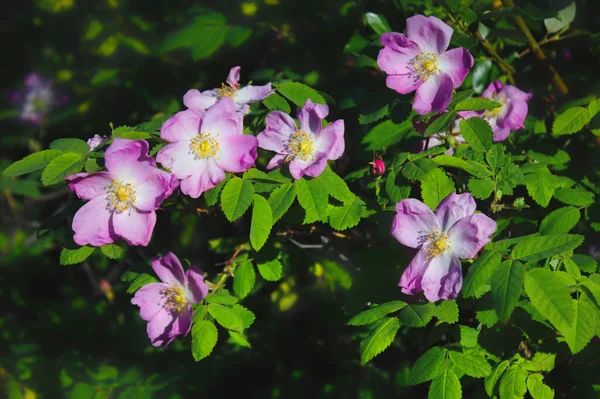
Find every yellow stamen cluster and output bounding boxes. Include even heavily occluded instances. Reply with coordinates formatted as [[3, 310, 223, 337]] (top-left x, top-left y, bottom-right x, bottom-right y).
[[216, 83, 236, 99], [161, 286, 187, 314], [413, 52, 439, 81], [106, 179, 136, 213], [287, 130, 315, 162], [424, 230, 451, 258], [189, 132, 220, 160]]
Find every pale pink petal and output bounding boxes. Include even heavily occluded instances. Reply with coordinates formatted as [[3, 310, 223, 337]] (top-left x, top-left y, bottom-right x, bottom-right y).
[[201, 98, 242, 137], [438, 48, 474, 88], [215, 134, 258, 172], [377, 33, 422, 75], [386, 74, 423, 95], [151, 252, 186, 286], [300, 154, 329, 178], [72, 196, 114, 246], [413, 72, 454, 114], [435, 192, 476, 231], [481, 81, 503, 98], [315, 120, 345, 160], [156, 140, 198, 179], [501, 101, 528, 130], [226, 66, 241, 87], [112, 210, 156, 246], [298, 99, 329, 135], [421, 252, 462, 302], [135, 169, 174, 211], [168, 306, 193, 341], [147, 308, 175, 347], [160, 109, 202, 142], [406, 15, 453, 54], [266, 154, 287, 170], [488, 117, 511, 141], [288, 159, 306, 180], [391, 199, 440, 248], [131, 282, 171, 321], [502, 85, 532, 102], [399, 249, 429, 295], [105, 138, 156, 185], [179, 159, 225, 198], [235, 83, 273, 104], [185, 267, 208, 304], [183, 89, 217, 113], [448, 213, 497, 259], [257, 111, 297, 153], [66, 172, 112, 200]]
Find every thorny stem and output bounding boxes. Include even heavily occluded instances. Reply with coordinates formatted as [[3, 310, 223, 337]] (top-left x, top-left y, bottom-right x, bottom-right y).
[[517, 30, 589, 58], [206, 243, 247, 292], [503, 0, 569, 95]]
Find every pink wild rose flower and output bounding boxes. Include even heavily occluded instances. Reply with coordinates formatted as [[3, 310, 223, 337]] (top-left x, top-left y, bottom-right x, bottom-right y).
[[392, 192, 496, 302], [131, 252, 208, 347], [183, 66, 273, 115], [87, 134, 108, 151], [66, 138, 177, 247], [377, 15, 474, 115], [157, 97, 258, 198], [257, 99, 345, 179], [479, 80, 532, 141]]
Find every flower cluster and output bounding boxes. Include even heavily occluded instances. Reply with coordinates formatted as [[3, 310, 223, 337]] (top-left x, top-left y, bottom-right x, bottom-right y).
[[14, 73, 56, 124]]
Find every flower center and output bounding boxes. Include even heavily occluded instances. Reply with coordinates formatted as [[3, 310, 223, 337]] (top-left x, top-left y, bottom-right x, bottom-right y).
[[288, 130, 315, 162], [161, 286, 187, 314], [106, 179, 136, 213], [424, 231, 451, 258], [189, 132, 220, 160], [484, 95, 506, 119], [413, 52, 439, 81], [216, 83, 236, 99]]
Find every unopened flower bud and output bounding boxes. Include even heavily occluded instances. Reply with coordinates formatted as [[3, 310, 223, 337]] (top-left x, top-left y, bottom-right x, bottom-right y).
[[446, 135, 457, 148], [370, 158, 385, 177]]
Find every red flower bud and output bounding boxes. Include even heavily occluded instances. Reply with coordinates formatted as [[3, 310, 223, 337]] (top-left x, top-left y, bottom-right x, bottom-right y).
[[370, 158, 385, 177]]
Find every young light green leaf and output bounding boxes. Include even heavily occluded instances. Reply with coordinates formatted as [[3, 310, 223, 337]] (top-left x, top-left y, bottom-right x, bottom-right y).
[[257, 259, 283, 281], [459, 326, 479, 348], [432, 155, 491, 178], [319, 166, 355, 203], [207, 303, 244, 332], [364, 12, 391, 35], [511, 234, 584, 262], [295, 178, 330, 224], [221, 177, 254, 222], [277, 81, 326, 107], [402, 158, 438, 181], [522, 166, 559, 207], [2, 149, 62, 177], [329, 197, 366, 231], [41, 153, 85, 186], [491, 260, 524, 321], [362, 119, 416, 150], [49, 138, 90, 155], [433, 300, 459, 324], [459, 117, 493, 152], [522, 352, 555, 372], [454, 98, 501, 112], [191, 320, 218, 361], [228, 331, 251, 348], [399, 303, 435, 327], [268, 183, 296, 223], [100, 244, 124, 259], [428, 369, 462, 399], [554, 186, 594, 206], [408, 346, 447, 385], [60, 246, 96, 265], [563, 299, 596, 354], [421, 168, 455, 209], [499, 366, 528, 399], [263, 92, 291, 113], [544, 1, 576, 33], [112, 126, 152, 140], [463, 251, 502, 298], [250, 194, 273, 251], [385, 169, 411, 203], [347, 300, 407, 326], [448, 351, 492, 378], [359, 317, 401, 365], [539, 206, 580, 235], [468, 178, 495, 200], [204, 291, 238, 305], [484, 360, 510, 397], [359, 103, 389, 125], [232, 304, 255, 329], [424, 111, 456, 137], [571, 254, 597, 273], [233, 261, 255, 300], [527, 374, 555, 399]]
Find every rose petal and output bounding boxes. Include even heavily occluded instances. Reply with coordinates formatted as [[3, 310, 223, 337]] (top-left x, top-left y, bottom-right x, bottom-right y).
[[386, 74, 423, 95], [226, 66, 241, 87], [183, 89, 217, 114], [399, 249, 430, 296], [266, 154, 287, 170], [200, 98, 242, 137], [315, 119, 345, 160], [112, 209, 156, 246], [435, 192, 476, 231], [151, 252, 186, 286], [66, 172, 112, 200], [421, 252, 462, 302], [147, 308, 175, 347], [105, 138, 156, 185], [160, 110, 202, 143], [156, 140, 197, 180], [135, 169, 175, 211], [413, 72, 454, 114], [72, 196, 113, 246], [185, 267, 209, 304], [438, 47, 474, 88], [298, 99, 329, 136], [235, 83, 273, 104], [215, 134, 258, 173], [131, 282, 171, 321], [406, 15, 453, 54], [448, 213, 497, 259], [378, 33, 422, 75], [257, 111, 297, 153], [391, 199, 440, 248], [179, 159, 225, 198]]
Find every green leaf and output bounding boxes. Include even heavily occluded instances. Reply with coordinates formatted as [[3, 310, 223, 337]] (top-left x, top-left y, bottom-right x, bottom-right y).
[[553, 106, 589, 135], [267, 183, 297, 223], [511, 234, 584, 262], [421, 169, 455, 209], [468, 178, 495, 200], [563, 299, 596, 354], [424, 111, 456, 137], [459, 117, 493, 152], [41, 153, 85, 186], [319, 166, 355, 204], [329, 197, 366, 231], [233, 261, 255, 299], [204, 176, 229, 207], [399, 303, 435, 327], [277, 81, 326, 107], [463, 251, 502, 298], [250, 194, 273, 251], [454, 98, 502, 112], [522, 352, 555, 372], [524, 269, 576, 334], [347, 301, 407, 326], [364, 12, 391, 35], [295, 178, 330, 224], [60, 246, 96, 265], [428, 369, 462, 399], [111, 126, 152, 140], [359, 103, 389, 125], [232, 304, 256, 329], [499, 366, 528, 399], [228, 330, 251, 348], [226, 25, 252, 47], [402, 158, 438, 181], [50, 138, 90, 155], [571, 254, 597, 273], [385, 169, 411, 203], [191, 320, 218, 361], [204, 291, 238, 305], [100, 244, 124, 259], [544, 2, 576, 34], [2, 150, 62, 177], [263, 93, 291, 113], [491, 260, 524, 321], [359, 317, 400, 364], [408, 346, 448, 385], [459, 325, 479, 347], [433, 300, 459, 324], [123, 273, 158, 294], [554, 186, 594, 206], [522, 166, 559, 207], [539, 206, 580, 235], [362, 119, 416, 150], [207, 303, 244, 332], [433, 155, 491, 178], [257, 259, 283, 281], [221, 177, 254, 222], [527, 374, 555, 399], [485, 360, 510, 397], [448, 351, 492, 378]]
